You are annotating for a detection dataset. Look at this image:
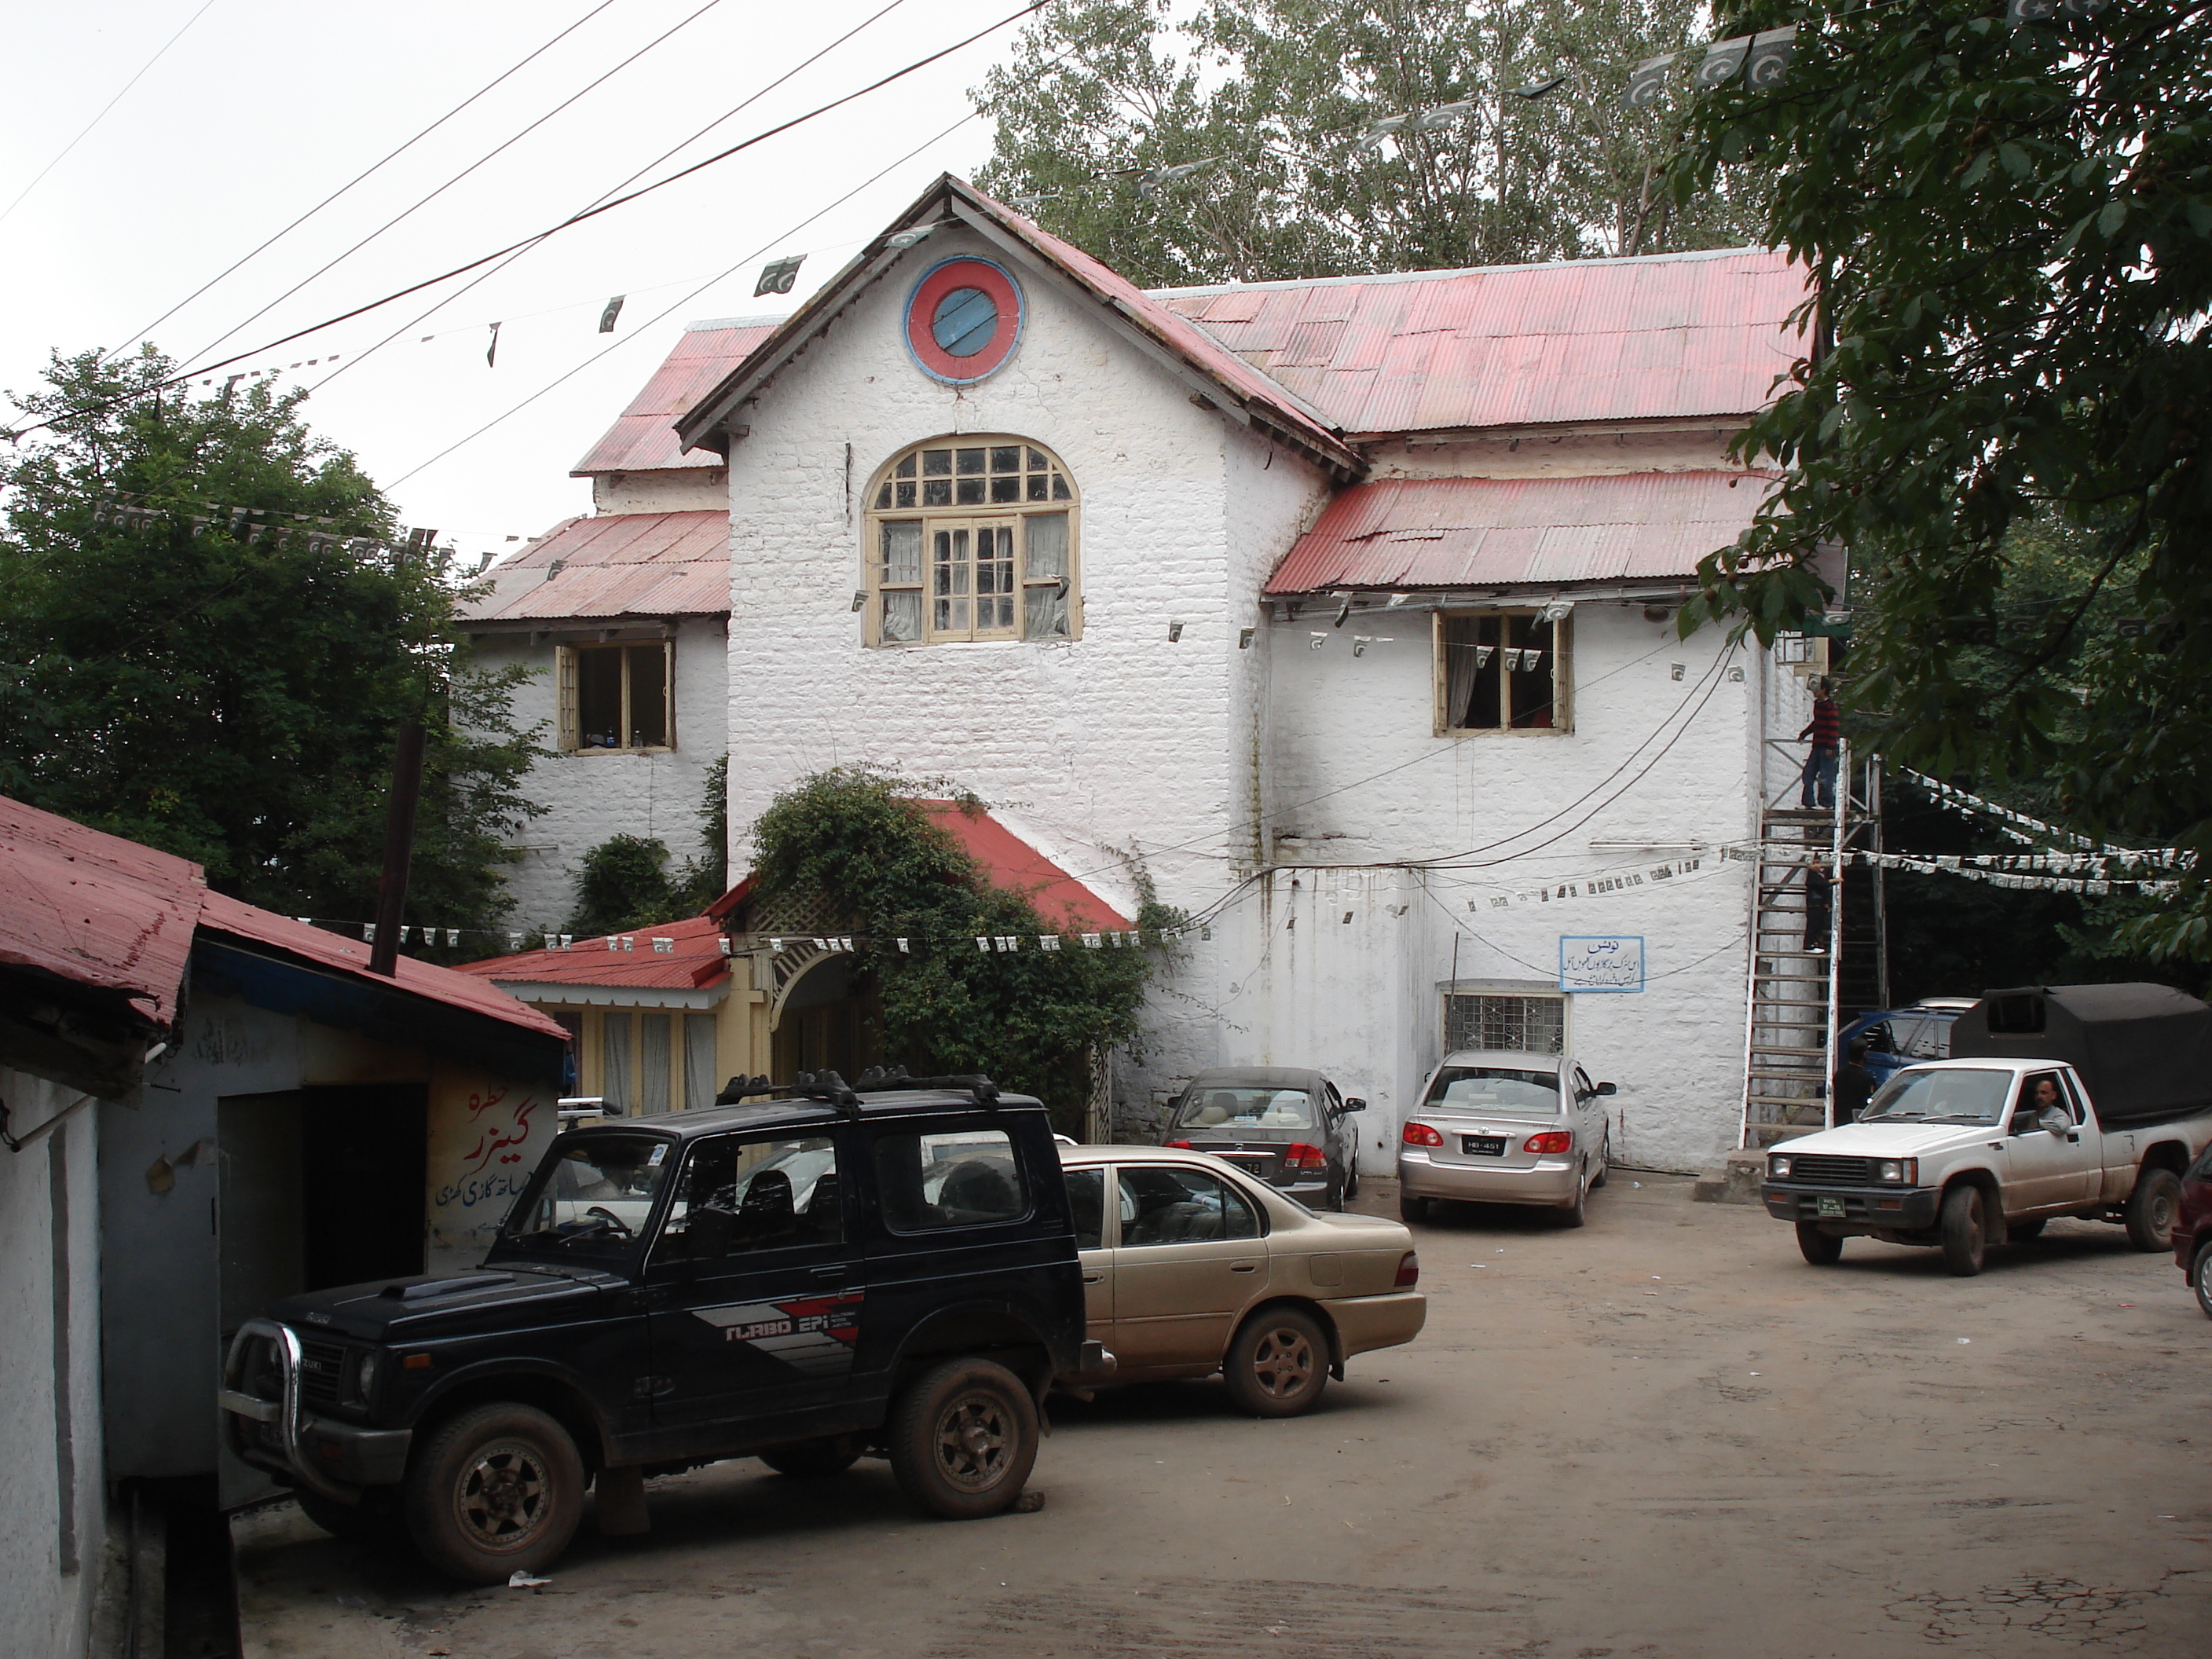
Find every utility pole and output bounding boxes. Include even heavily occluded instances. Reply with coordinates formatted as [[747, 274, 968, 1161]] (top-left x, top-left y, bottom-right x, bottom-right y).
[[368, 720, 426, 977]]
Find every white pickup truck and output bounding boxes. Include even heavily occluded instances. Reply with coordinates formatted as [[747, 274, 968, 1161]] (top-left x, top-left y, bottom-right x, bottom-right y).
[[1760, 983, 2212, 1276]]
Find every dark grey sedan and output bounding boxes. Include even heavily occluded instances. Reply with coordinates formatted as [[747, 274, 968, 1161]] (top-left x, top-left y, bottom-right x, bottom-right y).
[[1161, 1068, 1365, 1210]]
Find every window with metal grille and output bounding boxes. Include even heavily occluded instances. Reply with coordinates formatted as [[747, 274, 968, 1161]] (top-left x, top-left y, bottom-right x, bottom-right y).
[[1444, 993, 1566, 1055], [867, 437, 1077, 644]]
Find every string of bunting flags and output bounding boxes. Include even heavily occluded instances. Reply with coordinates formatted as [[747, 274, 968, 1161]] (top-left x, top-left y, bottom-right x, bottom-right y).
[[1895, 765, 2174, 862], [1470, 855, 1712, 910], [1847, 849, 2180, 895], [86, 488, 447, 556]]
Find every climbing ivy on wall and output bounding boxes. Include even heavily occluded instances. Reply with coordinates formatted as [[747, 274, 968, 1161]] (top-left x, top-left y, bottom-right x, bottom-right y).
[[749, 766, 1183, 1124]]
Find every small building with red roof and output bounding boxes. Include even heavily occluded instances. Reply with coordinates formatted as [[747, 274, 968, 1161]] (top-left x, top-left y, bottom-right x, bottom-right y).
[[0, 793, 573, 1633], [455, 799, 1131, 1111]]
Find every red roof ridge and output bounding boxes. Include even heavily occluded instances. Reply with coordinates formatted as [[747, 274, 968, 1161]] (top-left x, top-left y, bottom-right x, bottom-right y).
[[674, 176, 1362, 480]]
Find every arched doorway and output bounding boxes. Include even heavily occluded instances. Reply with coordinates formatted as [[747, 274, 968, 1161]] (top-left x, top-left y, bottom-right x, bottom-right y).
[[770, 950, 882, 1081]]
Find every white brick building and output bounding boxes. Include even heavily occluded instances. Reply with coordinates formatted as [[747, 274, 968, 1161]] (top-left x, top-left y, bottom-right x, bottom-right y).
[[482, 176, 1822, 1173]]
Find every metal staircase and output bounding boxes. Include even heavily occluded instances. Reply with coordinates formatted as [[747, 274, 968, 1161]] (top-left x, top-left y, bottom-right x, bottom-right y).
[[1738, 741, 1851, 1147]]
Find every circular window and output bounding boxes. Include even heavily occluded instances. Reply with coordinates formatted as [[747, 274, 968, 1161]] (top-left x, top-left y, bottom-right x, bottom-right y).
[[904, 258, 1023, 384]]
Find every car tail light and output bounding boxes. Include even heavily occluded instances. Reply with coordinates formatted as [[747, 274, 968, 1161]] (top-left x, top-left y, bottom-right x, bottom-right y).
[[1401, 1122, 1444, 1147], [1523, 1131, 1574, 1155], [1285, 1142, 1328, 1170], [1163, 1139, 1192, 1149], [1394, 1251, 1419, 1287]]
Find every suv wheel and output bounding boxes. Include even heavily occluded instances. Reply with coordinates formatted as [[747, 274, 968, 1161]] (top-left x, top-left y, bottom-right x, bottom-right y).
[[760, 1436, 862, 1479], [296, 1485, 405, 1543], [2126, 1167, 2182, 1252], [403, 1403, 585, 1584], [1939, 1184, 1988, 1277], [887, 1359, 1038, 1520], [1222, 1306, 1329, 1418], [2192, 1242, 2212, 1321]]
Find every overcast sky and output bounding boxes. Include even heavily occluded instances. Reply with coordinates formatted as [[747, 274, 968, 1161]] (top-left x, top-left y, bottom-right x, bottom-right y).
[[2, 0, 1032, 567]]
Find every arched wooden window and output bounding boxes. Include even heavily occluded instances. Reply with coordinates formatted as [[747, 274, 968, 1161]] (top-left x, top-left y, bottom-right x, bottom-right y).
[[864, 436, 1078, 645]]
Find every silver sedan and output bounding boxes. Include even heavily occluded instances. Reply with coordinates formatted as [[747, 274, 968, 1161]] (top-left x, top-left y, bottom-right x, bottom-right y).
[[1395, 1050, 1616, 1226]]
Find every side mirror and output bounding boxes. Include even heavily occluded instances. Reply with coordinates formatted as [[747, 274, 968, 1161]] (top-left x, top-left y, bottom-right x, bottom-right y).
[[2038, 1105, 2071, 1136], [1341, 1097, 1367, 1113], [1595, 1082, 1618, 1097]]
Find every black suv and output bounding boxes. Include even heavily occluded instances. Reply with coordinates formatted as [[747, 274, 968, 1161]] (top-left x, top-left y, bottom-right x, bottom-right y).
[[220, 1072, 1097, 1583]]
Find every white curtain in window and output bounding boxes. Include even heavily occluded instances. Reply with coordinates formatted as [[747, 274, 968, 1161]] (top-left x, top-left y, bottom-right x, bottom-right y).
[[600, 1013, 633, 1114], [683, 1014, 717, 1112], [1444, 617, 1479, 728], [640, 1013, 672, 1116], [1023, 512, 1070, 638]]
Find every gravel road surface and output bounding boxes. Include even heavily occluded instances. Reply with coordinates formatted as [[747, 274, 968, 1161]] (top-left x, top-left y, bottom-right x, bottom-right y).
[[234, 1172, 2212, 1658]]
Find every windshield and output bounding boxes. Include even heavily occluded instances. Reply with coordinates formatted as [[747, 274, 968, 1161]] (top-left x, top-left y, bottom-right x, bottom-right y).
[[1174, 1087, 1313, 1131], [1862, 1067, 2015, 1125], [1423, 1066, 1561, 1119], [498, 1133, 673, 1257]]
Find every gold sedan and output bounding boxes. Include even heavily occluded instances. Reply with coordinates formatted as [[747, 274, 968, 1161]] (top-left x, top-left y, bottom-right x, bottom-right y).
[[1057, 1144, 1426, 1416]]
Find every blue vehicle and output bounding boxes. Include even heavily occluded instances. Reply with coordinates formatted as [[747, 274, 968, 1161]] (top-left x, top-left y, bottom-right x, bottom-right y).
[[1840, 998, 1977, 1082]]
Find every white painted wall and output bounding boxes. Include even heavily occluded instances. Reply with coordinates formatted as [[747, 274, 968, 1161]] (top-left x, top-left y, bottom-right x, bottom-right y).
[[695, 225, 1771, 1166], [1234, 601, 1762, 1172], [717, 228, 1331, 1071], [591, 468, 727, 514], [469, 613, 731, 932], [0, 1068, 105, 1659]]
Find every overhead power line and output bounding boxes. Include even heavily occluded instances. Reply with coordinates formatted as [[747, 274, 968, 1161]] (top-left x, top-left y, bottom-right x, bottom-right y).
[[108, 0, 621, 361], [318, 0, 914, 395], [2, 0, 1044, 444], [183, 0, 729, 369], [385, 101, 987, 487], [0, 0, 218, 227]]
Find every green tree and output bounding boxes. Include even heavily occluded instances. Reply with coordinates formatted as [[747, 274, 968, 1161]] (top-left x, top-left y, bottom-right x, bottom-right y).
[[974, 0, 1765, 288], [0, 346, 544, 940], [1668, 0, 2212, 957], [749, 767, 1181, 1123]]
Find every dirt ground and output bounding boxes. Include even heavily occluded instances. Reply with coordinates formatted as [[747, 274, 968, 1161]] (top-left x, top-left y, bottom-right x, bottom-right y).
[[232, 1171, 2212, 1659]]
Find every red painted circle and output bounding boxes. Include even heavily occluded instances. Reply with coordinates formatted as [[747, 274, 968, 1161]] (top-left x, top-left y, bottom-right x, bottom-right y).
[[904, 258, 1023, 383]]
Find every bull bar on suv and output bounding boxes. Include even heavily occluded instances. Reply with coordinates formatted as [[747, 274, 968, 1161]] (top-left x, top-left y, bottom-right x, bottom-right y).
[[220, 1317, 412, 1501]]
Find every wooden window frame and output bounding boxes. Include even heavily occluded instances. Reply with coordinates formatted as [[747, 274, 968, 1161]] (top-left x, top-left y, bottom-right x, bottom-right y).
[[556, 639, 676, 753], [864, 435, 1080, 646], [1433, 609, 1572, 736]]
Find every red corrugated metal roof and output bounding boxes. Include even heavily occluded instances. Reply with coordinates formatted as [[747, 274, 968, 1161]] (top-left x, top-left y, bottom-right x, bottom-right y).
[[0, 794, 202, 1027], [962, 186, 1357, 471], [1154, 248, 1807, 436], [456, 914, 731, 993], [1265, 471, 1776, 594], [0, 792, 568, 1038], [463, 510, 729, 623], [918, 800, 1130, 931], [572, 320, 777, 476], [197, 892, 571, 1039], [460, 807, 1128, 992]]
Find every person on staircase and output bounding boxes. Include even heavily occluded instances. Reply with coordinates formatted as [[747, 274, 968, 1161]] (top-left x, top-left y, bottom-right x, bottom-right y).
[[1799, 681, 1840, 810], [1832, 1037, 1874, 1126], [1801, 866, 1833, 954]]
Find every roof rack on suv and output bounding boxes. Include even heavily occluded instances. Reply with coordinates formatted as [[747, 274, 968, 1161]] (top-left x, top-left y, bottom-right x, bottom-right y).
[[713, 1066, 1002, 1114]]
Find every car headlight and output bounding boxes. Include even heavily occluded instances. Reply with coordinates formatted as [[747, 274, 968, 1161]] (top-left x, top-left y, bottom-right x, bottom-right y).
[[1769, 1155, 1793, 1180], [344, 1348, 380, 1407], [1876, 1158, 1917, 1185]]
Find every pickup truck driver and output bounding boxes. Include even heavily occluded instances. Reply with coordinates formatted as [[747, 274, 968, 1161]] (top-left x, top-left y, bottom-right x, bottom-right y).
[[2014, 1075, 2067, 1130]]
